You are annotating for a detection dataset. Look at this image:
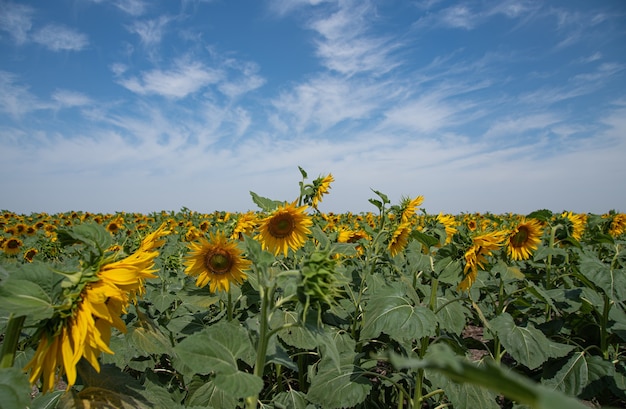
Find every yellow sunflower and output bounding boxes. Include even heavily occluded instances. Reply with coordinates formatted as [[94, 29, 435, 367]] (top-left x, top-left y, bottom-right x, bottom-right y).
[[437, 213, 458, 244], [2, 237, 22, 255], [607, 213, 626, 237], [506, 219, 543, 261], [23, 248, 38, 262], [399, 195, 424, 222], [24, 223, 169, 393], [388, 221, 412, 257], [184, 232, 251, 292], [458, 230, 506, 291], [231, 211, 259, 240], [561, 211, 587, 241], [311, 174, 334, 208], [257, 201, 313, 257]]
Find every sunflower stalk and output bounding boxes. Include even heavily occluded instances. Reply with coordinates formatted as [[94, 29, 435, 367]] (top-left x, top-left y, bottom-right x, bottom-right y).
[[0, 314, 25, 369]]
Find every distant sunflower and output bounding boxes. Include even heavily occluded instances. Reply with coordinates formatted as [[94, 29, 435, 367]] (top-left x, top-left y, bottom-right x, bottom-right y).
[[3, 237, 22, 255], [458, 230, 506, 291], [608, 213, 626, 237], [399, 195, 424, 222], [231, 211, 258, 240], [561, 211, 587, 241], [506, 219, 543, 261], [311, 174, 334, 208], [388, 221, 412, 257], [106, 217, 124, 234], [437, 213, 458, 244], [24, 223, 169, 393], [23, 248, 38, 262], [184, 232, 251, 292], [257, 201, 313, 257]]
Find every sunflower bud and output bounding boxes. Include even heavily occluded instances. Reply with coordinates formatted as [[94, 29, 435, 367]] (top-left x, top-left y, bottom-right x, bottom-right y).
[[297, 247, 344, 319]]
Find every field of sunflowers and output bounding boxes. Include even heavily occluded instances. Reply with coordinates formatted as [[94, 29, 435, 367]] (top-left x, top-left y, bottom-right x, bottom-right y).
[[1, 168, 625, 409]]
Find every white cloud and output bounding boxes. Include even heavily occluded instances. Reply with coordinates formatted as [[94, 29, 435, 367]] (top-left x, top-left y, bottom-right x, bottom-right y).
[[51, 89, 92, 107], [0, 2, 33, 44], [0, 71, 48, 117], [483, 113, 561, 139], [127, 15, 171, 47], [118, 61, 222, 98], [307, 1, 400, 76], [31, 24, 89, 51]]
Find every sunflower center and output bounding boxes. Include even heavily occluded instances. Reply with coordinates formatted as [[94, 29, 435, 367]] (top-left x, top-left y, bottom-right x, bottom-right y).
[[511, 227, 529, 247], [205, 250, 233, 275], [268, 214, 295, 238], [7, 239, 20, 249]]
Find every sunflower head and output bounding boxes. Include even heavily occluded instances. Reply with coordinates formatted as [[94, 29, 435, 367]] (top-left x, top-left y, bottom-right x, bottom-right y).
[[184, 232, 252, 293], [3, 237, 22, 255], [507, 219, 543, 261], [388, 221, 412, 257], [297, 247, 344, 318], [257, 201, 313, 257]]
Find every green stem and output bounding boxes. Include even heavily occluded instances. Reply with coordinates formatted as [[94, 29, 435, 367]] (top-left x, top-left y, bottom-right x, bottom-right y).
[[600, 293, 612, 360], [0, 314, 25, 369], [245, 285, 271, 409], [413, 278, 439, 409], [227, 288, 233, 322]]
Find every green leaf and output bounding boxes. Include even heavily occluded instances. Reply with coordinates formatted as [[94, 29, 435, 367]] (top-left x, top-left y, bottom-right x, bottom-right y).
[[298, 166, 308, 179], [0, 279, 54, 321], [56, 222, 111, 253], [273, 390, 310, 409], [0, 367, 31, 409], [370, 188, 390, 204], [307, 358, 372, 409], [212, 371, 263, 399], [172, 321, 255, 376], [249, 191, 283, 212], [30, 390, 64, 409], [579, 249, 626, 301], [361, 283, 437, 344], [434, 256, 462, 284], [411, 230, 440, 249], [542, 352, 614, 397], [128, 318, 173, 356], [186, 379, 235, 408], [490, 313, 574, 370], [272, 310, 319, 350], [436, 295, 466, 335], [428, 369, 500, 409], [389, 343, 590, 409]]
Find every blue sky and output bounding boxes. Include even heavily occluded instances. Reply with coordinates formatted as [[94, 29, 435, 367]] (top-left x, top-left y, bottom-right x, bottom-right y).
[[1, 0, 625, 215]]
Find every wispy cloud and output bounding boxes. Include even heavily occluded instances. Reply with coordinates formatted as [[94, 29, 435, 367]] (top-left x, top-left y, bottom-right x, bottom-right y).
[[51, 89, 92, 108], [127, 15, 171, 47], [0, 71, 48, 117], [86, 0, 147, 16], [118, 60, 222, 98], [31, 24, 89, 51], [0, 1, 33, 45]]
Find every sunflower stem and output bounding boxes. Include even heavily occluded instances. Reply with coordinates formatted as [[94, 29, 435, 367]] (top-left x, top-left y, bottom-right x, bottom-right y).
[[0, 314, 25, 369], [246, 284, 272, 409], [227, 288, 233, 322]]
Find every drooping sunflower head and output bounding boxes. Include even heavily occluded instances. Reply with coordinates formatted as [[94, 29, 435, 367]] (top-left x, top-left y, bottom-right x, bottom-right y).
[[388, 221, 412, 257], [606, 213, 626, 237], [559, 211, 587, 241], [310, 174, 334, 208], [458, 229, 507, 291], [184, 231, 252, 293], [437, 213, 458, 244], [506, 219, 543, 261], [257, 201, 313, 257], [398, 195, 424, 222]]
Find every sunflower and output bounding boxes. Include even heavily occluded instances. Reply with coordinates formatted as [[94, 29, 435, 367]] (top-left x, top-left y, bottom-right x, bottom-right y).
[[231, 211, 259, 240], [2, 237, 22, 255], [506, 219, 543, 261], [23, 248, 38, 262], [24, 223, 169, 393], [458, 230, 506, 291], [257, 201, 313, 257], [184, 231, 251, 292], [399, 195, 424, 222], [561, 211, 587, 241], [106, 217, 124, 234], [388, 221, 412, 257], [437, 213, 458, 244], [310, 174, 334, 208], [607, 213, 626, 237]]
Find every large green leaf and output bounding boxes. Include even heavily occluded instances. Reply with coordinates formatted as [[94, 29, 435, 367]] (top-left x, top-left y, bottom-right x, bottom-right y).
[[272, 390, 311, 409], [173, 321, 255, 376], [542, 352, 614, 397], [434, 256, 462, 284], [361, 283, 437, 344], [490, 313, 573, 370], [436, 294, 467, 335], [428, 369, 500, 409], [56, 222, 112, 253], [0, 367, 31, 409], [389, 343, 589, 409], [307, 362, 372, 409], [0, 278, 54, 321], [186, 378, 236, 408], [578, 249, 626, 301]]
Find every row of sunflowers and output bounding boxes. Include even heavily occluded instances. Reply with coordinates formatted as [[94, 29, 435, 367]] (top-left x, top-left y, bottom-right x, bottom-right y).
[[1, 168, 625, 408]]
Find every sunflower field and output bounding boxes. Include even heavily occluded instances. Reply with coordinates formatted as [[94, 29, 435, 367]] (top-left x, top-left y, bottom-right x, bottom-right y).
[[1, 168, 625, 409]]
